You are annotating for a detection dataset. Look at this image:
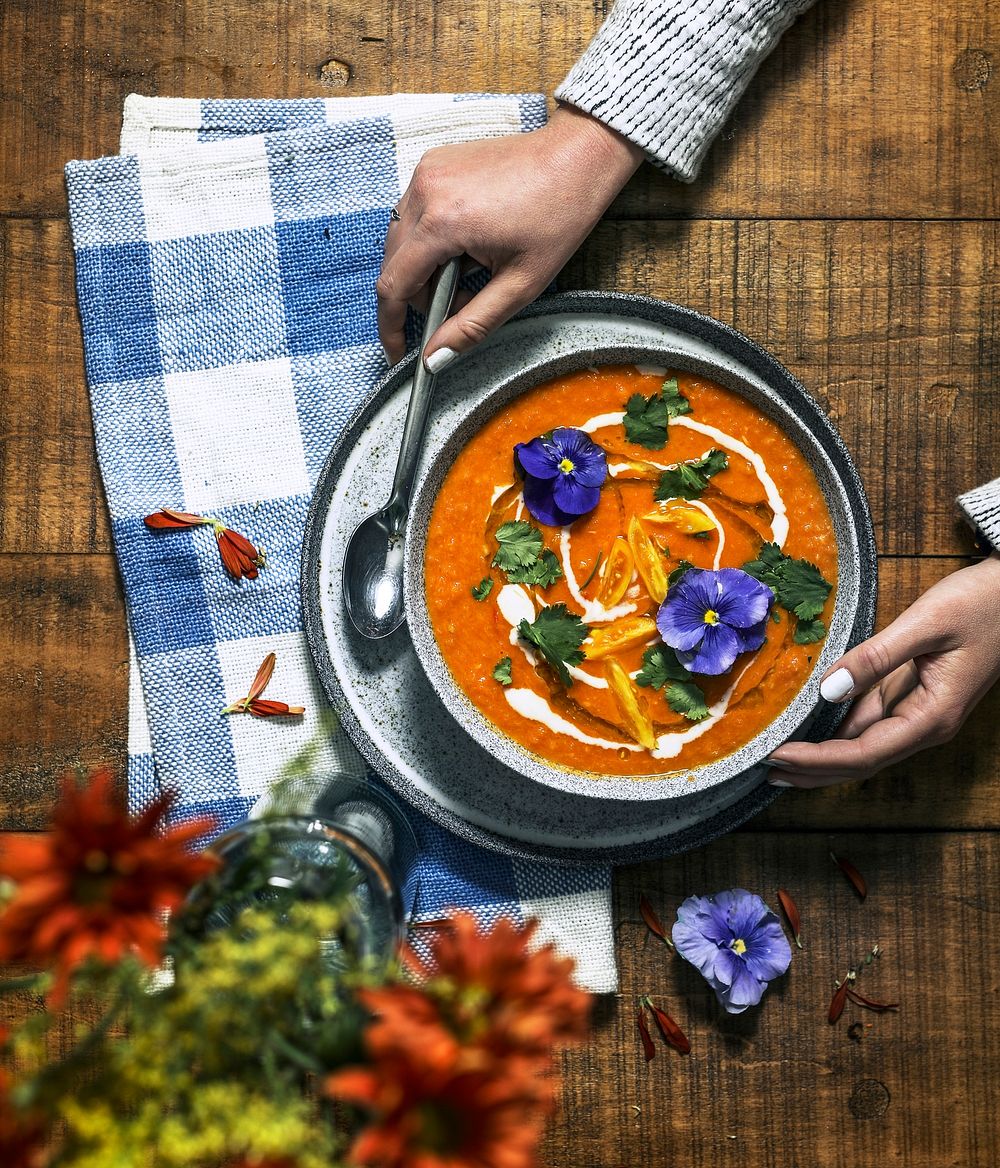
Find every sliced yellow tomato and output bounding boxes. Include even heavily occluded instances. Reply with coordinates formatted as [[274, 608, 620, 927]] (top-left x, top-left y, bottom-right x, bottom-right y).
[[642, 501, 716, 535], [602, 658, 656, 750], [583, 616, 658, 660], [627, 515, 669, 604], [593, 537, 633, 607]]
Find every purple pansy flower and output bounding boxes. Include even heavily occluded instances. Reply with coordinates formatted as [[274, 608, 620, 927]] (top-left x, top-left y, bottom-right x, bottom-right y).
[[656, 567, 773, 676], [514, 428, 608, 527], [672, 889, 792, 1014]]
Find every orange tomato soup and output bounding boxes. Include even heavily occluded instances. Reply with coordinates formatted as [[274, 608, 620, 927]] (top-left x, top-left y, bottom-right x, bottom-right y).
[[424, 365, 837, 777]]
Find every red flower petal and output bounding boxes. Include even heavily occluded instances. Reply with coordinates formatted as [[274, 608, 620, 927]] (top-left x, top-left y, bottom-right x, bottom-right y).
[[143, 508, 206, 528], [216, 531, 249, 579], [247, 653, 276, 702], [247, 699, 305, 717], [636, 1007, 656, 1062], [222, 526, 261, 560]]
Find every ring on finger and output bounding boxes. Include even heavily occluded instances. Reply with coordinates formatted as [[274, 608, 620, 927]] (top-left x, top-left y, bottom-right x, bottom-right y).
[[389, 206, 401, 222]]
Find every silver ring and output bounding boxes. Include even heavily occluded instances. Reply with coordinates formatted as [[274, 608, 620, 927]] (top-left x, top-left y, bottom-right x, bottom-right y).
[[389, 206, 401, 222]]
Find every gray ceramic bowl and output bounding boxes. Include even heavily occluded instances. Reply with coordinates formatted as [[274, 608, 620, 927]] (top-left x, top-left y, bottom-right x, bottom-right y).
[[404, 335, 869, 803]]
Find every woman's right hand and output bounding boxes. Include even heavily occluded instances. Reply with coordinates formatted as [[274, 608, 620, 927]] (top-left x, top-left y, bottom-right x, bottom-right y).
[[377, 104, 644, 370]]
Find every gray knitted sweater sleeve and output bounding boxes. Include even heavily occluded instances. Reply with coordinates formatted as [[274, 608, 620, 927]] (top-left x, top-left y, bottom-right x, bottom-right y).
[[957, 479, 1000, 553], [554, 0, 816, 181]]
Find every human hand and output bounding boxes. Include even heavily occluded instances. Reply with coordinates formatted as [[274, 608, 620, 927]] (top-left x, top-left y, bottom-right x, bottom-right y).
[[377, 104, 643, 369], [766, 553, 1000, 788]]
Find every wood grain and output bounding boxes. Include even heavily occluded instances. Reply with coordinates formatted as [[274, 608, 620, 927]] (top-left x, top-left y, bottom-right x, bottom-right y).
[[3, 217, 996, 556], [542, 832, 1000, 1168], [5, 833, 993, 1166], [1, 0, 998, 1162], [0, 0, 996, 220], [2, 552, 997, 832], [0, 554, 127, 829], [565, 218, 1000, 555]]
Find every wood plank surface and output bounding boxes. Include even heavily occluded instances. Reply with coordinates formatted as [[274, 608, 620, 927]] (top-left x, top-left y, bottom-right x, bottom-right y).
[[1, 553, 997, 833], [3, 217, 996, 557], [0, 0, 997, 220], [543, 832, 1000, 1168], [2, 0, 998, 1163]]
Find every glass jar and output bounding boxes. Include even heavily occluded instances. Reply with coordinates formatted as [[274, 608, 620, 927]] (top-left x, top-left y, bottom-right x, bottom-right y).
[[180, 773, 419, 969]]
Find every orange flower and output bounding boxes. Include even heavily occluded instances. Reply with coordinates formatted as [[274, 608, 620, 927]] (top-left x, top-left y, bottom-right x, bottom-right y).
[[144, 508, 265, 581], [327, 1039, 549, 1168], [326, 915, 590, 1168], [221, 652, 305, 718], [406, 913, 591, 1059], [0, 769, 217, 1004]]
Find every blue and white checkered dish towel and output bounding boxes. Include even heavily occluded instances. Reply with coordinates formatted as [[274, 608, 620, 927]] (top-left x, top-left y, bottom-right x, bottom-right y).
[[65, 93, 617, 992]]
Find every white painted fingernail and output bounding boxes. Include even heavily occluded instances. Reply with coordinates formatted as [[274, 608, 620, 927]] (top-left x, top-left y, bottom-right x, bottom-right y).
[[424, 346, 458, 374], [768, 778, 794, 788], [382, 345, 393, 366], [820, 667, 855, 702]]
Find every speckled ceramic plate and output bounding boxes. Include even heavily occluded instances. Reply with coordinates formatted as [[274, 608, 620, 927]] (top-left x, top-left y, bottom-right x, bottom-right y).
[[301, 293, 877, 865]]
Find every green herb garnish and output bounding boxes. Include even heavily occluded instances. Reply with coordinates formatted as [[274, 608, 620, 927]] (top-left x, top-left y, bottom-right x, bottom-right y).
[[580, 551, 604, 591], [471, 576, 494, 601], [517, 604, 589, 687], [660, 377, 691, 419], [492, 520, 542, 571], [635, 644, 709, 723], [622, 377, 691, 450], [624, 393, 669, 450], [491, 521, 563, 587], [664, 680, 711, 722], [667, 559, 695, 587], [654, 449, 728, 501], [792, 617, 826, 644], [636, 643, 690, 689], [742, 541, 833, 643], [491, 656, 513, 685]]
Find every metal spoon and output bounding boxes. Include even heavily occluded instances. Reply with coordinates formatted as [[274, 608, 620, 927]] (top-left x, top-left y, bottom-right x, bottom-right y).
[[342, 257, 461, 639]]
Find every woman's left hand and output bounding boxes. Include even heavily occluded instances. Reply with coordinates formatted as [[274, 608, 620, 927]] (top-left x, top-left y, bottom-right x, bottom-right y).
[[766, 553, 1000, 788]]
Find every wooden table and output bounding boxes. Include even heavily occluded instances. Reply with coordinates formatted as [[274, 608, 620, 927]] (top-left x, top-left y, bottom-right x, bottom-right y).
[[2, 1, 998, 1164]]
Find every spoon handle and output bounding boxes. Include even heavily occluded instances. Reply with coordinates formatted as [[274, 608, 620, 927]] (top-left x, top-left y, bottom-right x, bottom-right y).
[[386, 257, 462, 520]]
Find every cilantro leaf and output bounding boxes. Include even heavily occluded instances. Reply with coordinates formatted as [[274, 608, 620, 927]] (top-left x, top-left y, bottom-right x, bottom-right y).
[[624, 392, 669, 450], [667, 559, 695, 588], [665, 681, 710, 722], [507, 549, 563, 588], [654, 449, 728, 501], [661, 377, 691, 420], [793, 617, 826, 644], [743, 542, 833, 622], [635, 644, 708, 722], [622, 378, 692, 450], [492, 656, 513, 685], [492, 521, 543, 572], [471, 576, 494, 601], [635, 644, 690, 690], [492, 521, 563, 588], [517, 604, 590, 687]]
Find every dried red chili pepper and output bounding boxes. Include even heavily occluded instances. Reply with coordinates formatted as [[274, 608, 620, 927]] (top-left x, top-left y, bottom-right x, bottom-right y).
[[777, 888, 802, 949], [830, 852, 868, 900], [636, 1006, 656, 1062], [642, 996, 690, 1055]]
